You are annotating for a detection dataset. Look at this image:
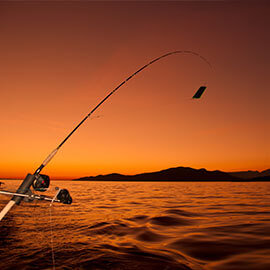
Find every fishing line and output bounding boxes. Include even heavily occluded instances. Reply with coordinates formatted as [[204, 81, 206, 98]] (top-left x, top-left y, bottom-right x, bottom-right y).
[[48, 185, 77, 270], [31, 186, 58, 270], [49, 204, 56, 270], [48, 187, 64, 270], [30, 189, 53, 268]]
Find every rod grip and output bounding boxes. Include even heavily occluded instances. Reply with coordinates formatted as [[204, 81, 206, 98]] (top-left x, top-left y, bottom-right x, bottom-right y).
[[42, 148, 58, 167], [0, 201, 16, 221]]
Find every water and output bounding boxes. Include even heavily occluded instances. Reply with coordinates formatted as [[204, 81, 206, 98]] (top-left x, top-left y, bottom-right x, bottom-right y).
[[0, 180, 270, 270]]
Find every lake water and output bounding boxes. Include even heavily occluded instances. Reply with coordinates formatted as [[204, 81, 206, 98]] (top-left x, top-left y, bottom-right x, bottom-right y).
[[0, 180, 270, 270]]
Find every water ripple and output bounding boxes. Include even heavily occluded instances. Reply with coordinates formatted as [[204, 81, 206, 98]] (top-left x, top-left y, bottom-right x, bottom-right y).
[[1, 181, 270, 270]]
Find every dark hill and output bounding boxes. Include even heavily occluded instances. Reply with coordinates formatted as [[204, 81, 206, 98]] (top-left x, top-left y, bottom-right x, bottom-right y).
[[75, 166, 240, 181], [249, 175, 270, 181], [228, 169, 270, 179]]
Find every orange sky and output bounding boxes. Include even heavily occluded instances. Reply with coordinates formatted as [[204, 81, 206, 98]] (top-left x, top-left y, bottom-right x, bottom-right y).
[[0, 1, 269, 179]]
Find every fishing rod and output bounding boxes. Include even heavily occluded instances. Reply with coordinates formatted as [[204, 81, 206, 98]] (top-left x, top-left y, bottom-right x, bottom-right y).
[[0, 50, 211, 221]]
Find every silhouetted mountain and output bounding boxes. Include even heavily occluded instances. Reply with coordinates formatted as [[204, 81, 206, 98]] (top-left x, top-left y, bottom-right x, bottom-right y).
[[261, 169, 270, 176], [249, 175, 270, 181], [228, 169, 270, 179], [75, 166, 241, 181]]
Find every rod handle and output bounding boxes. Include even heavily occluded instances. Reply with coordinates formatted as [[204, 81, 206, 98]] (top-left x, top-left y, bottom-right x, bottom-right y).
[[42, 148, 58, 167], [0, 200, 16, 221]]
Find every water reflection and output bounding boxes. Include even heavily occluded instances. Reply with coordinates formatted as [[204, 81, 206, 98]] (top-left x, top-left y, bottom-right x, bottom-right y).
[[0, 181, 270, 269]]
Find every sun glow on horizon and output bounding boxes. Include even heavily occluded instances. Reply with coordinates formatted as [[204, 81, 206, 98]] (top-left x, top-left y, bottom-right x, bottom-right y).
[[0, 1, 269, 179]]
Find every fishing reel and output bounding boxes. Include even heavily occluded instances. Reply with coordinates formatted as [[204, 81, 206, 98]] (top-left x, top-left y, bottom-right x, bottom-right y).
[[32, 174, 50, 191], [32, 174, 72, 204], [1, 173, 72, 206], [56, 189, 72, 204]]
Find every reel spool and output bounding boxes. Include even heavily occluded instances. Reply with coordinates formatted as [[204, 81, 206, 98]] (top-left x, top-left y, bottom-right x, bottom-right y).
[[32, 174, 50, 191], [56, 189, 72, 204]]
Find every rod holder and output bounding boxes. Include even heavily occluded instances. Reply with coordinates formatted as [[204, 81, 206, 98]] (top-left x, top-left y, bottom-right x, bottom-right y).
[[11, 174, 36, 205]]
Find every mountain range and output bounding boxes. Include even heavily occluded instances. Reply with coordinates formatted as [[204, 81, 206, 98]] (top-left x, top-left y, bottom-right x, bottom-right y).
[[228, 169, 270, 179], [74, 166, 270, 182]]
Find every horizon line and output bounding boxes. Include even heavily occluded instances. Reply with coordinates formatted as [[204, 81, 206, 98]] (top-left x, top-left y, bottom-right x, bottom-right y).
[[1, 166, 269, 180]]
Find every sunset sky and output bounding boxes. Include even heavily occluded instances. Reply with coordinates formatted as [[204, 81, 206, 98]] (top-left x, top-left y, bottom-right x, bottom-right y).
[[0, 1, 269, 179]]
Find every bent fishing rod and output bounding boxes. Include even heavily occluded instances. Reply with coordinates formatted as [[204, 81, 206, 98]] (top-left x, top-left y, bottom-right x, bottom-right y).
[[0, 50, 211, 221]]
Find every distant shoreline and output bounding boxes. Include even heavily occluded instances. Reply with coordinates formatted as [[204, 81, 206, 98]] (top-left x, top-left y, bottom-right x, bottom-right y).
[[1, 166, 269, 182], [73, 179, 270, 182], [73, 166, 270, 182], [1, 179, 269, 182]]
